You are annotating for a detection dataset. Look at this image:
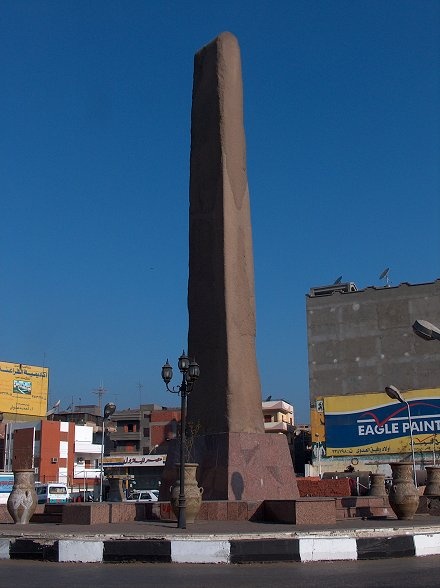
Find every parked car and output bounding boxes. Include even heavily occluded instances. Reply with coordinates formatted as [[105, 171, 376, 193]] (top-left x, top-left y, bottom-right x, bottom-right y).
[[126, 489, 158, 502]]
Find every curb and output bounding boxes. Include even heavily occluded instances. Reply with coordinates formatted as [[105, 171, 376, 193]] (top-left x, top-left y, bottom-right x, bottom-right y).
[[1, 532, 440, 563]]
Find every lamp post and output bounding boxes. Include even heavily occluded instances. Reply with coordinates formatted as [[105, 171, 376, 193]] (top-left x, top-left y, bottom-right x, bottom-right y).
[[412, 319, 440, 342], [99, 402, 116, 502], [314, 433, 322, 477], [385, 385, 417, 487], [413, 319, 440, 467], [161, 351, 200, 529]]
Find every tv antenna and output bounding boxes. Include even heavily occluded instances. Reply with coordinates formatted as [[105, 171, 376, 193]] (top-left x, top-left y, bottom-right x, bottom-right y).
[[379, 267, 390, 287], [334, 275, 343, 285], [93, 382, 107, 412]]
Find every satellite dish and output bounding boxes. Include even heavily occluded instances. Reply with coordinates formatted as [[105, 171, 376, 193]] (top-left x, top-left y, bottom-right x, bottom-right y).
[[379, 267, 390, 287], [334, 275, 343, 285]]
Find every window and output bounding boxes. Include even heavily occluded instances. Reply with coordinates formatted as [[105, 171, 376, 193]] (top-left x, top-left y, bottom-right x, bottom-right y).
[[143, 428, 150, 438]]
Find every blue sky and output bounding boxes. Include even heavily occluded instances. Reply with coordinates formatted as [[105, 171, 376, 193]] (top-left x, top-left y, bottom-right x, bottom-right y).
[[1, 1, 439, 423]]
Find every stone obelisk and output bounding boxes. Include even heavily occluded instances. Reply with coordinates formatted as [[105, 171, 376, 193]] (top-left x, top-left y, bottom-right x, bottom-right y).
[[185, 32, 299, 501]]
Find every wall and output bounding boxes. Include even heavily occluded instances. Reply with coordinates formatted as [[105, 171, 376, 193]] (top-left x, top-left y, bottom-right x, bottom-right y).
[[307, 280, 440, 403]]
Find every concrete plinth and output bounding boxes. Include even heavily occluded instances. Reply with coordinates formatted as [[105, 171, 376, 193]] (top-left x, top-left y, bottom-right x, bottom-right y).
[[160, 432, 299, 502]]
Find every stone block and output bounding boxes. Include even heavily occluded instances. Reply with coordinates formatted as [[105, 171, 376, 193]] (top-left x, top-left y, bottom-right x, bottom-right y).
[[207, 501, 228, 521], [295, 498, 336, 525], [110, 502, 145, 522], [61, 503, 110, 525], [264, 498, 336, 525], [297, 478, 351, 497]]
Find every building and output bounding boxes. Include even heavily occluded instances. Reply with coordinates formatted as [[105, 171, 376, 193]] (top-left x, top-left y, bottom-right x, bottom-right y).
[[3, 419, 102, 494], [262, 399, 294, 433], [307, 279, 440, 474], [108, 404, 180, 456], [262, 398, 296, 470]]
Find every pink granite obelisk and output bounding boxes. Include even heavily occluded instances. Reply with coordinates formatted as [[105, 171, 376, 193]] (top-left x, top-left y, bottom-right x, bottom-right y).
[[185, 32, 299, 501]]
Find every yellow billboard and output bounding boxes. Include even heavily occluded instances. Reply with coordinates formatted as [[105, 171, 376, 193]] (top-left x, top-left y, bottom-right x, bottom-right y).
[[323, 389, 440, 457], [0, 361, 49, 418]]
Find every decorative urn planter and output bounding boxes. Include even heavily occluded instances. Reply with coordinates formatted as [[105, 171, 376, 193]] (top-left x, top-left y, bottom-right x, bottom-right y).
[[369, 473, 387, 497], [170, 463, 203, 523], [424, 466, 440, 497], [388, 462, 419, 520], [7, 469, 37, 524]]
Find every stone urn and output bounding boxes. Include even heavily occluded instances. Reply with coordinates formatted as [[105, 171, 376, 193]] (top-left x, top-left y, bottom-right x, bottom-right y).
[[7, 469, 37, 524], [369, 473, 387, 497], [424, 466, 440, 497], [388, 462, 419, 520], [170, 463, 203, 523]]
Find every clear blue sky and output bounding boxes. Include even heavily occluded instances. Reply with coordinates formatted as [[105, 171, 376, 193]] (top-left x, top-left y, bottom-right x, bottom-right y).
[[1, 1, 439, 423]]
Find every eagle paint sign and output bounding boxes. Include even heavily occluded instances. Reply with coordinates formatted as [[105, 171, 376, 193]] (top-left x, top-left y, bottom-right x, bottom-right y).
[[324, 389, 440, 457]]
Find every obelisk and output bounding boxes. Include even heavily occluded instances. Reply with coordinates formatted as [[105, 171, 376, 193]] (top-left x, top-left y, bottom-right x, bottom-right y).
[[185, 32, 299, 500]]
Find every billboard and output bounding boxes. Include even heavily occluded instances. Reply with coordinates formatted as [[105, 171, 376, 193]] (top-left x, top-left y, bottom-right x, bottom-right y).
[[0, 361, 49, 418], [324, 388, 440, 457]]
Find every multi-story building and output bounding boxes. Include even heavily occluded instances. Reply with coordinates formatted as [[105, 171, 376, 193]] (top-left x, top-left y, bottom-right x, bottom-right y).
[[3, 419, 102, 493], [306, 278, 440, 474], [262, 399, 294, 433], [108, 404, 180, 455], [262, 398, 295, 469]]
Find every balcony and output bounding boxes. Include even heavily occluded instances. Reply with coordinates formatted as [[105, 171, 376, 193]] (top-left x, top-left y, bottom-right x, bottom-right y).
[[110, 431, 141, 441], [264, 421, 291, 433]]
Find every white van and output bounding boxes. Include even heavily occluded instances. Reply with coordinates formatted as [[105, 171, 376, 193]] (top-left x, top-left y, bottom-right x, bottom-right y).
[[35, 483, 70, 504]]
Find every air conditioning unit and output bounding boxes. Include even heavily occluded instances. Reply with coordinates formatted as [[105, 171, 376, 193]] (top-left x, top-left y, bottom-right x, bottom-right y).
[[51, 457, 58, 464]]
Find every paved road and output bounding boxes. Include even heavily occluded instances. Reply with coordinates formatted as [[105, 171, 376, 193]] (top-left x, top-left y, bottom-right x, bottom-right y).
[[1, 556, 440, 587]]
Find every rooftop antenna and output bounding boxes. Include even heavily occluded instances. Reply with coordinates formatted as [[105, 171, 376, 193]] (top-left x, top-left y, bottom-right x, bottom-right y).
[[93, 381, 107, 413], [334, 275, 343, 285], [137, 381, 143, 407], [46, 399, 60, 418], [379, 267, 390, 287]]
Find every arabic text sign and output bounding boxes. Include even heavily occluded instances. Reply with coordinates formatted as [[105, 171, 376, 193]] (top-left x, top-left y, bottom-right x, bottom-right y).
[[103, 455, 166, 467], [0, 361, 49, 417], [324, 389, 440, 456]]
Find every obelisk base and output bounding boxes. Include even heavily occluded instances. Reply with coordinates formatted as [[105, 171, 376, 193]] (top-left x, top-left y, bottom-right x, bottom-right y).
[[160, 432, 299, 501]]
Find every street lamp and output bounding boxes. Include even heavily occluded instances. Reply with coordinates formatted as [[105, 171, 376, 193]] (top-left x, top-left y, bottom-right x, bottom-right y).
[[161, 351, 200, 529], [99, 402, 116, 502], [314, 433, 323, 477], [385, 385, 417, 487], [412, 319, 440, 342], [413, 319, 440, 467]]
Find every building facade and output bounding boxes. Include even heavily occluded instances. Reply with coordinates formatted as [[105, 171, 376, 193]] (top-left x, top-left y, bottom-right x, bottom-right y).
[[307, 279, 440, 474], [3, 419, 102, 494], [108, 404, 180, 456]]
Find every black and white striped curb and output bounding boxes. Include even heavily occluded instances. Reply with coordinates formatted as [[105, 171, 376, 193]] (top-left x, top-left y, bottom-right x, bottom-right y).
[[1, 532, 440, 563]]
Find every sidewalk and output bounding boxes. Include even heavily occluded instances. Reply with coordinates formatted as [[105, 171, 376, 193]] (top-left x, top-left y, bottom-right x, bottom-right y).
[[1, 514, 440, 563]]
